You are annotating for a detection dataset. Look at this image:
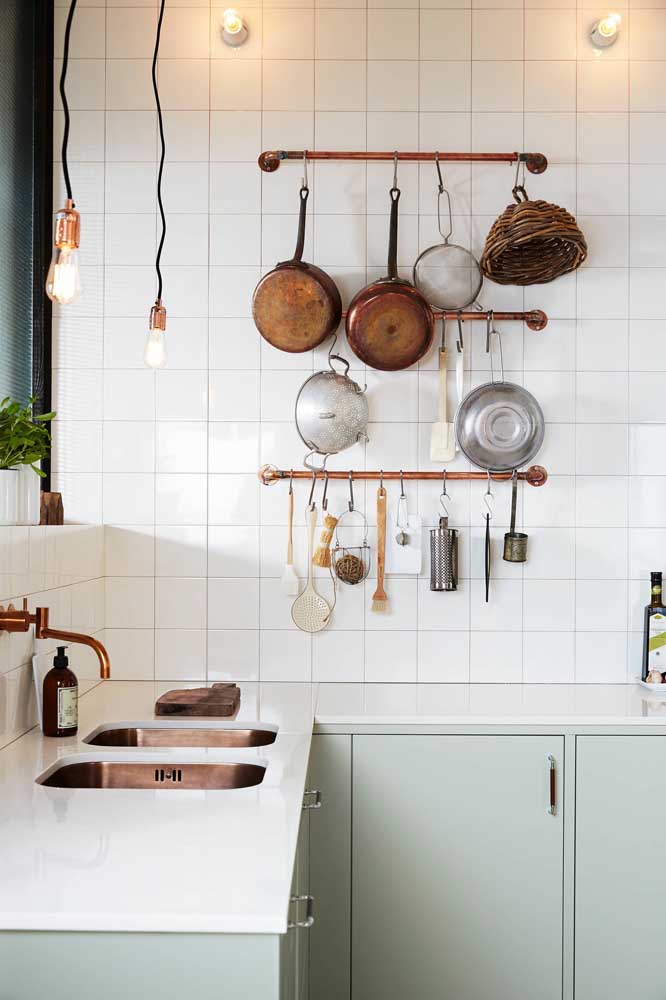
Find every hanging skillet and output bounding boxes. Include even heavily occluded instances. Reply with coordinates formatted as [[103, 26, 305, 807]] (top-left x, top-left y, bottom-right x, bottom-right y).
[[346, 156, 434, 372], [252, 158, 342, 353]]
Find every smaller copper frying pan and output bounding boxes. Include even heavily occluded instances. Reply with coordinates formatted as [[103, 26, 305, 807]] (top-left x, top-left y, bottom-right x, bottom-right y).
[[252, 182, 342, 354], [346, 186, 434, 371]]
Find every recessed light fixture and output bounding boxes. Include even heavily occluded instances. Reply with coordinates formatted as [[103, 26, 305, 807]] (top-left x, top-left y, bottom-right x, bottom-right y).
[[46, 0, 81, 306], [222, 8, 248, 47], [144, 0, 168, 370], [589, 12, 621, 48]]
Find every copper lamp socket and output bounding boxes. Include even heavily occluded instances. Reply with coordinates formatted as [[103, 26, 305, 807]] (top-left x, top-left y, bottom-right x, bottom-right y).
[[53, 198, 80, 250], [150, 300, 167, 331]]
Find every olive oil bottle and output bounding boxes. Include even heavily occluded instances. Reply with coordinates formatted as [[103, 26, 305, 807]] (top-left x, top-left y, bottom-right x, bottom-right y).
[[642, 572, 666, 682]]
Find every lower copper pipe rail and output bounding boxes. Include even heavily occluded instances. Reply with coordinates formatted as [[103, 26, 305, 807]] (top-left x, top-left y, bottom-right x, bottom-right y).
[[259, 150, 548, 175], [259, 465, 548, 487]]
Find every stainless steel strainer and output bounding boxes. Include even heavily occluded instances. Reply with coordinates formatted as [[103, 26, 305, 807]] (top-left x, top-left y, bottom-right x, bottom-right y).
[[413, 153, 483, 311]]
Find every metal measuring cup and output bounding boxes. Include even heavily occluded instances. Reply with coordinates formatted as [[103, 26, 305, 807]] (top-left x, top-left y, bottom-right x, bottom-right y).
[[503, 470, 528, 563]]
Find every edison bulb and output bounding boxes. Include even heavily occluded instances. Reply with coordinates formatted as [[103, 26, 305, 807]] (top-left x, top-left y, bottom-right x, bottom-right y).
[[45, 246, 81, 305], [590, 12, 621, 47], [598, 12, 621, 36], [144, 328, 167, 369], [222, 8, 248, 45]]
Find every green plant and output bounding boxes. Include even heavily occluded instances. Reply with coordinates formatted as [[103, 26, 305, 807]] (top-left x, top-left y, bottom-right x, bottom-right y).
[[0, 397, 56, 477]]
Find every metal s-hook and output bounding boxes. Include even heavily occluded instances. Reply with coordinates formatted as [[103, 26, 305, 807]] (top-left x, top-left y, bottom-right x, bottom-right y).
[[439, 469, 450, 519], [288, 469, 294, 496], [399, 470, 406, 498], [348, 470, 355, 512], [456, 311, 464, 353], [392, 150, 399, 191], [322, 470, 329, 511], [379, 470, 384, 490], [434, 151, 453, 243], [512, 153, 527, 202], [302, 150, 309, 191], [485, 309, 494, 354], [483, 471, 494, 520], [308, 470, 317, 510]]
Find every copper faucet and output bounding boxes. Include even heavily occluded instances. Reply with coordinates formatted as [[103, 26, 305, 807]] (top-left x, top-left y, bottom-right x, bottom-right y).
[[0, 598, 110, 679]]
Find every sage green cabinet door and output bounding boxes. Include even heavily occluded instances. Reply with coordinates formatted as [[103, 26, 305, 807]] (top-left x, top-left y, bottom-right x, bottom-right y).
[[576, 736, 666, 1000], [352, 736, 564, 1000], [308, 735, 352, 1000]]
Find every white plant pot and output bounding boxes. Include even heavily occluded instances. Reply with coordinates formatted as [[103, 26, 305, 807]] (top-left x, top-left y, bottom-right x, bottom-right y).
[[0, 469, 18, 525], [17, 464, 41, 525]]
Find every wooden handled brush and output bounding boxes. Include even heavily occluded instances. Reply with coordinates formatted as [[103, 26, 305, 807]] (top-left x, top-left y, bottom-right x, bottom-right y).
[[371, 486, 389, 613]]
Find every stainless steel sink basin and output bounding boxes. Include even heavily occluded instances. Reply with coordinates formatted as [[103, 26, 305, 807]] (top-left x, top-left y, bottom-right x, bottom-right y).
[[37, 758, 266, 790], [84, 722, 278, 749]]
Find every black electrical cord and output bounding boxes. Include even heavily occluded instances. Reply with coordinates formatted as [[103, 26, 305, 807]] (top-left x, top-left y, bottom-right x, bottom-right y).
[[152, 0, 167, 302], [60, 0, 78, 203]]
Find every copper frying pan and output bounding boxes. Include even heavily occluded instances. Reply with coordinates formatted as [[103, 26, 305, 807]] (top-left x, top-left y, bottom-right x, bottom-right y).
[[252, 182, 342, 354], [346, 186, 434, 371]]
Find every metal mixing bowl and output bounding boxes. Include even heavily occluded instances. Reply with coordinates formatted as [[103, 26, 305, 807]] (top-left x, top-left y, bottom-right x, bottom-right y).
[[454, 381, 545, 472]]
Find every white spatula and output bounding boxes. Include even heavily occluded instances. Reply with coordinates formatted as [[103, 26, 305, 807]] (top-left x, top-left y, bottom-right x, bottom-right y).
[[430, 346, 456, 462]]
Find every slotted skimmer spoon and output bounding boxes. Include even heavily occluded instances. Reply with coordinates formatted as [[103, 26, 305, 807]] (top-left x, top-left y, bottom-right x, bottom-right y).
[[291, 504, 332, 633]]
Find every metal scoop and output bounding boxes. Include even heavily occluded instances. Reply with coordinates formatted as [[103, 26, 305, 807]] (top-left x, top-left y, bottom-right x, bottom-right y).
[[503, 470, 528, 563]]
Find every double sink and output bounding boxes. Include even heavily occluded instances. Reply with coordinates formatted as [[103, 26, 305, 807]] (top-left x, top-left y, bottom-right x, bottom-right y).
[[37, 722, 277, 791]]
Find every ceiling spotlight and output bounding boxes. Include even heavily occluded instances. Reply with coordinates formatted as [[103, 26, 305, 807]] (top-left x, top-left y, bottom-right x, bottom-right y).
[[590, 13, 621, 48], [222, 8, 248, 46]]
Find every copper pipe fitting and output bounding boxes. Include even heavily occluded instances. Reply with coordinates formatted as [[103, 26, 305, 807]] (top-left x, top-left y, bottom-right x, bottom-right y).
[[53, 198, 80, 250], [0, 599, 111, 679]]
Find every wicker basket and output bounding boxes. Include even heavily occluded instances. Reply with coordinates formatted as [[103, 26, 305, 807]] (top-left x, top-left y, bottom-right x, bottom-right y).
[[480, 187, 587, 286]]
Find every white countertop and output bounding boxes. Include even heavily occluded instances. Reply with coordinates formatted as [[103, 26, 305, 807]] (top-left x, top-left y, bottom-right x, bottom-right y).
[[2, 679, 665, 936], [315, 682, 666, 726], [0, 681, 315, 935]]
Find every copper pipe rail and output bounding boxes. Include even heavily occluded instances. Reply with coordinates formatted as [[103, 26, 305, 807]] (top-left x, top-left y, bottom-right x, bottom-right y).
[[259, 150, 548, 174], [340, 308, 547, 331], [259, 465, 548, 487]]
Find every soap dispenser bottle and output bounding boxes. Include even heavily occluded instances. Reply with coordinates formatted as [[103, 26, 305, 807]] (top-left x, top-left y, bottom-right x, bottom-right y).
[[42, 646, 78, 737]]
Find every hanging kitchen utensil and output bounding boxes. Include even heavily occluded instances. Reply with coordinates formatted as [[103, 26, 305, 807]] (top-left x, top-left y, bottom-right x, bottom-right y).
[[503, 469, 528, 563], [483, 475, 493, 603], [480, 155, 587, 286], [430, 318, 456, 463], [346, 154, 434, 371], [413, 153, 483, 311], [252, 156, 342, 352], [280, 470, 300, 594], [454, 316, 545, 473], [454, 313, 464, 453], [331, 474, 370, 586], [294, 347, 369, 469], [292, 498, 332, 633], [387, 471, 422, 575], [371, 485, 389, 612], [430, 473, 458, 592]]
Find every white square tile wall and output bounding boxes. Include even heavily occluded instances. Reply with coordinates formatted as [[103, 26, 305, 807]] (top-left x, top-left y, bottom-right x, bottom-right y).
[[51, 1, 666, 683]]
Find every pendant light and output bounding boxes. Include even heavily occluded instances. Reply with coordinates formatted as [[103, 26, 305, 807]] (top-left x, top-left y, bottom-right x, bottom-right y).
[[144, 0, 168, 369], [46, 0, 81, 306]]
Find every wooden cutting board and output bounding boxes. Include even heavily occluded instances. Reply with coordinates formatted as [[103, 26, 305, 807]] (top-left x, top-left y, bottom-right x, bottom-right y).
[[155, 683, 241, 717]]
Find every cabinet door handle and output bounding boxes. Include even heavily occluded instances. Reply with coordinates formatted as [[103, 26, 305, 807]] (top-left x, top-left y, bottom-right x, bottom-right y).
[[547, 754, 556, 815], [302, 788, 322, 810], [288, 894, 315, 929]]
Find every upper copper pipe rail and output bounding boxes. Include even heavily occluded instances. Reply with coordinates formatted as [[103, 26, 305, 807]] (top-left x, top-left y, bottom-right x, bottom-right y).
[[259, 150, 548, 174], [344, 308, 547, 331], [259, 465, 548, 488]]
